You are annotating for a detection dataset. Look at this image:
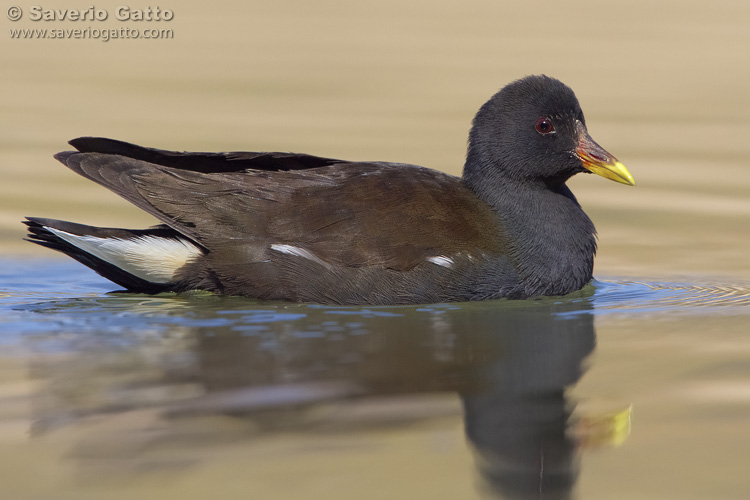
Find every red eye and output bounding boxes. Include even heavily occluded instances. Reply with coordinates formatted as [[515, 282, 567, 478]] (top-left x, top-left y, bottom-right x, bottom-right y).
[[535, 117, 555, 135]]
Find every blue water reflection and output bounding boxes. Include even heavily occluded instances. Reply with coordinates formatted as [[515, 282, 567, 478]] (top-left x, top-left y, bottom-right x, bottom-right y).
[[2, 259, 749, 498]]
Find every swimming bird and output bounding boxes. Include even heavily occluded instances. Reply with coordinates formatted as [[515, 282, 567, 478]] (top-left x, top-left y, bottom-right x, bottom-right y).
[[24, 75, 634, 305]]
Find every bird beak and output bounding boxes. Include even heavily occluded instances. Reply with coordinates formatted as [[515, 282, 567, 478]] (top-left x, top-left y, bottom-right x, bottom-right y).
[[575, 121, 635, 186]]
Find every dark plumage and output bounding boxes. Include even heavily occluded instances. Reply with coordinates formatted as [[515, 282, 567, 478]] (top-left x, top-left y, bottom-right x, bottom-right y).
[[24, 75, 634, 305]]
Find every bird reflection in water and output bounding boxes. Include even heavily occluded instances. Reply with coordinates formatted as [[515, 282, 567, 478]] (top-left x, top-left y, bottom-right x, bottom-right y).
[[25, 287, 629, 499]]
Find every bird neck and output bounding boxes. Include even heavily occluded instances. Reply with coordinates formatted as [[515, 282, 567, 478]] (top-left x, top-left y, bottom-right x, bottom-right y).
[[462, 166, 597, 297]]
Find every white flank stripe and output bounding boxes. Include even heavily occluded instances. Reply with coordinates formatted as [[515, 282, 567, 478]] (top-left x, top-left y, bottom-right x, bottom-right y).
[[48, 228, 202, 283], [270, 244, 331, 268], [427, 256, 454, 268]]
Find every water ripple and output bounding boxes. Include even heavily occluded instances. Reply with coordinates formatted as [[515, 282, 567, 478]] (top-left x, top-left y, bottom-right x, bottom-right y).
[[591, 278, 750, 314]]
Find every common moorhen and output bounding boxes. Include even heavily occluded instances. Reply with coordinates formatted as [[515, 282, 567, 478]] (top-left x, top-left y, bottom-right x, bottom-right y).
[[24, 75, 634, 304]]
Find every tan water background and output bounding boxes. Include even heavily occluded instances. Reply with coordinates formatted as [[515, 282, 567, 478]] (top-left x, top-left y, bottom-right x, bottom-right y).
[[2, 2, 750, 500], [3, 0, 750, 281]]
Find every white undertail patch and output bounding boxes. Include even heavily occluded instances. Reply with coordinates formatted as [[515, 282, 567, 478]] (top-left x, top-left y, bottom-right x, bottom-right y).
[[270, 244, 331, 269], [427, 256, 454, 268], [47, 228, 202, 283]]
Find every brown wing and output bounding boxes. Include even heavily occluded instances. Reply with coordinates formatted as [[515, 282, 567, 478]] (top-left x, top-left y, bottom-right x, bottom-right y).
[[56, 139, 506, 271], [262, 165, 507, 270]]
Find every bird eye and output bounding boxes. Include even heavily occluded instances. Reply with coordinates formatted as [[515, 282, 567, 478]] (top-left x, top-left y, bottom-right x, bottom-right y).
[[535, 117, 555, 135]]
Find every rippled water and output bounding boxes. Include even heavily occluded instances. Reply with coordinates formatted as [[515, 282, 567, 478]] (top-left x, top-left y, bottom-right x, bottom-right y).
[[4, 0, 749, 495], [2, 259, 749, 499]]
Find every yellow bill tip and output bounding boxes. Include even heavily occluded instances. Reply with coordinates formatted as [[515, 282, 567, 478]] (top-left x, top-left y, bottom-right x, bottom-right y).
[[575, 122, 635, 186], [586, 161, 636, 186]]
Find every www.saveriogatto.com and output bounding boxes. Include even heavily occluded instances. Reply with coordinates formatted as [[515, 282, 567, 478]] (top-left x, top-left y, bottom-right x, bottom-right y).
[[7, 5, 175, 41]]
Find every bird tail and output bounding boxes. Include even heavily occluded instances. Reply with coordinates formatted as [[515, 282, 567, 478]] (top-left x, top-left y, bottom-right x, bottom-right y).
[[23, 217, 203, 294]]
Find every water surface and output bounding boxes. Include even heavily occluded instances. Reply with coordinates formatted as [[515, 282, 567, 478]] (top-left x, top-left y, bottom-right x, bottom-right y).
[[1, 259, 749, 499], [3, 0, 750, 497]]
